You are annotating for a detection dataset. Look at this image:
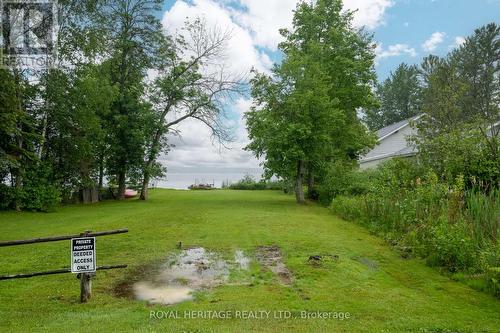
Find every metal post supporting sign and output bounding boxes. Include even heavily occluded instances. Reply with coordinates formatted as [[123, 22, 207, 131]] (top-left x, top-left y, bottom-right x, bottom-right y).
[[71, 237, 96, 273]]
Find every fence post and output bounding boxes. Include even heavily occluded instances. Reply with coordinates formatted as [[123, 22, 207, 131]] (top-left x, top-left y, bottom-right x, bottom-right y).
[[80, 272, 92, 303], [79, 230, 93, 303]]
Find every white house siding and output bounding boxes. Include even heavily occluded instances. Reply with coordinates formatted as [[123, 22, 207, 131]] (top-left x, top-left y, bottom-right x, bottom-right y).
[[360, 125, 416, 169]]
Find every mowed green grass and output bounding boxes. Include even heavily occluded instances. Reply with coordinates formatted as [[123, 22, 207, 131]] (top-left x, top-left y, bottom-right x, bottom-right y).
[[0, 189, 498, 333]]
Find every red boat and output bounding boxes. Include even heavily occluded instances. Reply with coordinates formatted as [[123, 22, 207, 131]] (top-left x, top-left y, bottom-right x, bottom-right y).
[[124, 189, 138, 198]]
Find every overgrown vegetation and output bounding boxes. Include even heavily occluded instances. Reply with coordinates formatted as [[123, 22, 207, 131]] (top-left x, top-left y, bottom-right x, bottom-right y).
[[331, 160, 499, 295], [414, 24, 499, 189]]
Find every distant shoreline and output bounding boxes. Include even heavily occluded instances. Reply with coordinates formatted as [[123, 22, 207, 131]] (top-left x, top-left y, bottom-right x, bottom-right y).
[[153, 167, 263, 190]]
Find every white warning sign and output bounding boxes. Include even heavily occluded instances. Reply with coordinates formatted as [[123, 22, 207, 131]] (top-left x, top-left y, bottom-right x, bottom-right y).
[[71, 237, 96, 273]]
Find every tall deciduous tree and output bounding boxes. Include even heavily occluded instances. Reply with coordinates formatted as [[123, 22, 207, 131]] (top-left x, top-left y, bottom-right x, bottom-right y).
[[98, 0, 164, 199], [365, 63, 422, 131], [0, 69, 38, 210], [246, 0, 376, 204], [39, 66, 117, 202]]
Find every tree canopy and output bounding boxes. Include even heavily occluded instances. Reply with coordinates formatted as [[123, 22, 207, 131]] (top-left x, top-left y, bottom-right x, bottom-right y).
[[364, 63, 422, 131], [0, 0, 241, 210], [415, 23, 499, 188], [245, 0, 377, 203]]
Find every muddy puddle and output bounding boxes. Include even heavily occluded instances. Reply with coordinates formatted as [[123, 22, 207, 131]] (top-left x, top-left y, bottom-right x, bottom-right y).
[[133, 247, 250, 305], [234, 250, 250, 270], [131, 246, 295, 305]]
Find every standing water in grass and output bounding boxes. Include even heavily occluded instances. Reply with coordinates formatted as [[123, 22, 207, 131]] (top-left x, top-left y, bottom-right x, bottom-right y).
[[134, 248, 241, 305]]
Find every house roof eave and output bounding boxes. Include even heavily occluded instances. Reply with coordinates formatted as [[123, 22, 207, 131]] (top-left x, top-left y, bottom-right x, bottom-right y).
[[360, 151, 417, 164], [377, 114, 422, 142]]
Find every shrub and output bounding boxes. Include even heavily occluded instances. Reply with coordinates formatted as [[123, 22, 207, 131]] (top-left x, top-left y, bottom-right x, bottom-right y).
[[19, 164, 61, 212], [425, 219, 477, 272], [485, 266, 500, 297], [477, 247, 500, 297], [415, 124, 499, 191], [317, 161, 374, 205], [0, 164, 61, 212], [227, 174, 284, 191], [0, 183, 15, 210], [266, 181, 286, 191]]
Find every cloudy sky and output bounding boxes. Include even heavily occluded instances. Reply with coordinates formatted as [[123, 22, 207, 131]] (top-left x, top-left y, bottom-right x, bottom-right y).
[[157, 0, 500, 177]]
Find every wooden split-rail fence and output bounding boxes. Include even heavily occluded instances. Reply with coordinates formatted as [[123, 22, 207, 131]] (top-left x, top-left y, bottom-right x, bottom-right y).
[[0, 229, 128, 303]]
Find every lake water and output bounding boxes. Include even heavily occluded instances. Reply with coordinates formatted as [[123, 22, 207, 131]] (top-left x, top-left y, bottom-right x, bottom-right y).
[[152, 167, 263, 190]]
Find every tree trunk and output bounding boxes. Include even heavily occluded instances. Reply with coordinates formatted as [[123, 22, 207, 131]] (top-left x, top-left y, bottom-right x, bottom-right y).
[[80, 187, 99, 204], [13, 70, 23, 212], [140, 126, 163, 201], [38, 111, 48, 160], [306, 165, 315, 199], [295, 160, 305, 204], [98, 154, 104, 193], [80, 161, 98, 204], [117, 171, 126, 200], [139, 168, 150, 201], [13, 135, 24, 211], [13, 172, 22, 212]]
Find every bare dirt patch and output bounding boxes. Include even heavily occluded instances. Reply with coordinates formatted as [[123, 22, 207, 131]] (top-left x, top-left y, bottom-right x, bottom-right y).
[[255, 245, 293, 285]]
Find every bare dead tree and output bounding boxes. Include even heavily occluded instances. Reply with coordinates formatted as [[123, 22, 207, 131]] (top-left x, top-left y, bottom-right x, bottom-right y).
[[139, 19, 247, 200]]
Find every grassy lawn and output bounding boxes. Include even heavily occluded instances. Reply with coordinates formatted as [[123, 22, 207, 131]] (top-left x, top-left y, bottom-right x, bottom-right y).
[[0, 189, 499, 333]]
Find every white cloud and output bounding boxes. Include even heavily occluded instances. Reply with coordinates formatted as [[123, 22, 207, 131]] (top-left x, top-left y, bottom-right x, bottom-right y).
[[161, 0, 270, 169], [162, 0, 271, 74], [229, 0, 297, 51], [229, 0, 394, 50], [449, 36, 466, 49], [376, 43, 417, 60], [422, 31, 446, 52], [163, 98, 260, 169], [344, 0, 394, 30]]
